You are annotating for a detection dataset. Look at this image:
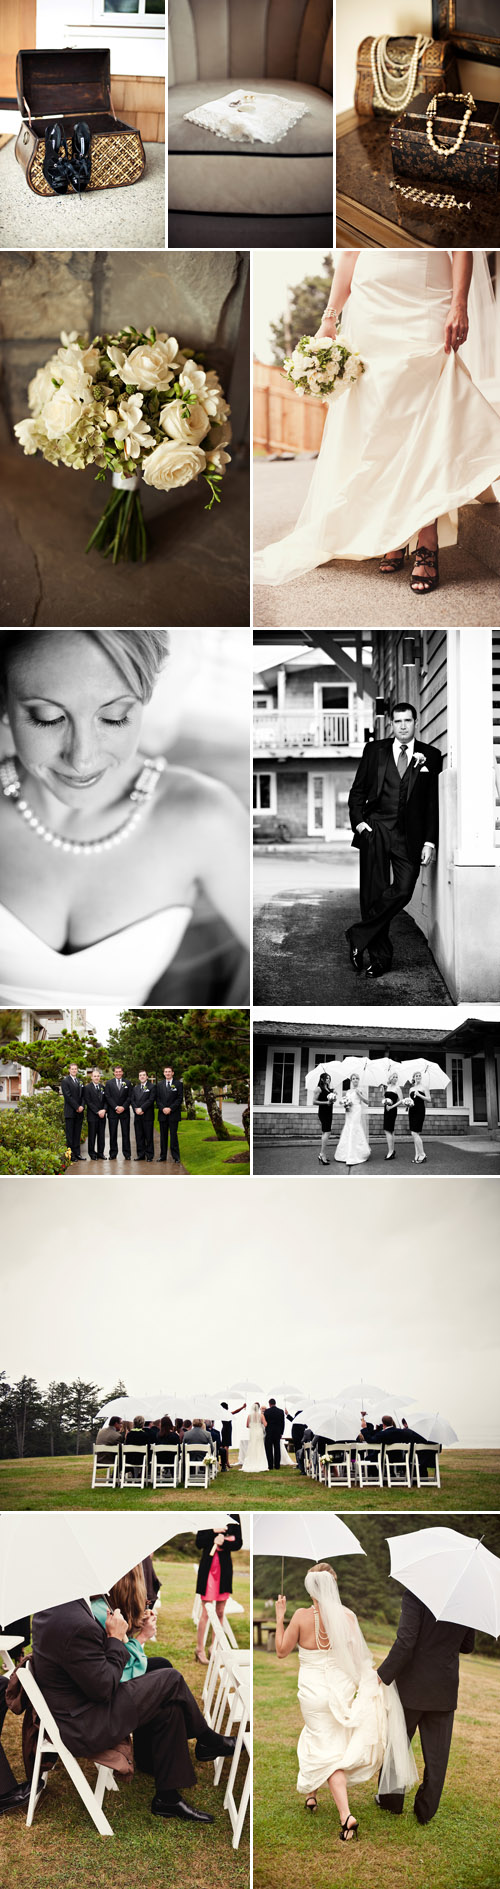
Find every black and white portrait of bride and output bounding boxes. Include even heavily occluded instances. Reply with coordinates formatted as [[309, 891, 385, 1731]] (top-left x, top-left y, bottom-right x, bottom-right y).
[[0, 628, 250, 1006]]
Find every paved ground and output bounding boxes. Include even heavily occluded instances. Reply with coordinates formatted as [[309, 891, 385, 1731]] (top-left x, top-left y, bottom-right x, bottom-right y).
[[0, 446, 249, 627], [253, 458, 500, 628], [253, 858, 451, 1005], [67, 1125, 186, 1176], [253, 1136, 500, 1177], [0, 137, 165, 250]]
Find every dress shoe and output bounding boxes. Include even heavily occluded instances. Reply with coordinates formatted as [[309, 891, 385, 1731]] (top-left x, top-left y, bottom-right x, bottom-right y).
[[134, 1157, 145, 1163], [0, 1781, 32, 1815], [195, 1732, 236, 1762], [347, 937, 364, 974], [151, 1794, 214, 1824], [365, 955, 384, 979], [69, 119, 92, 192], [156, 1157, 166, 1163], [42, 121, 71, 193]]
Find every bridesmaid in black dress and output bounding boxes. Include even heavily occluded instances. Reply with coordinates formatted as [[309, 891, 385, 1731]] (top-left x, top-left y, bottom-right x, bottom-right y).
[[407, 1073, 429, 1165], [382, 1064, 402, 1163], [314, 1072, 334, 1167]]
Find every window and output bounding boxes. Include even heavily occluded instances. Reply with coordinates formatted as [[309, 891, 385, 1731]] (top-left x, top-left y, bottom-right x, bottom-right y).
[[312, 776, 324, 831], [254, 695, 272, 711], [321, 686, 349, 709], [271, 1051, 296, 1106], [471, 1057, 487, 1123], [336, 791, 351, 831], [253, 773, 273, 811], [96, 1, 164, 20], [451, 1058, 464, 1107]]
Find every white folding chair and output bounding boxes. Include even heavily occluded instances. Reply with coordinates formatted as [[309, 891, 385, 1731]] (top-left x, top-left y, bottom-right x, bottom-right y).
[[120, 1443, 147, 1490], [210, 1448, 219, 1481], [0, 1634, 23, 1675], [412, 1442, 441, 1489], [325, 1446, 352, 1489], [384, 1442, 412, 1488], [184, 1446, 210, 1490], [18, 1663, 117, 1837], [151, 1444, 179, 1488], [92, 1445, 119, 1489], [223, 1688, 251, 1850], [355, 1443, 384, 1489]]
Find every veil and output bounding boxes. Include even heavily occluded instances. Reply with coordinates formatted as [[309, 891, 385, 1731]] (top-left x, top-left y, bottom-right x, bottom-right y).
[[305, 1568, 418, 1795], [459, 251, 498, 388], [249, 1401, 262, 1428]]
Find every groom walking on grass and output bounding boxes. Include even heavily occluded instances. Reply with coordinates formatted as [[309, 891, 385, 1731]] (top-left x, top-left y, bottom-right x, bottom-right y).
[[263, 1398, 285, 1471], [346, 702, 442, 979], [376, 1590, 474, 1824]]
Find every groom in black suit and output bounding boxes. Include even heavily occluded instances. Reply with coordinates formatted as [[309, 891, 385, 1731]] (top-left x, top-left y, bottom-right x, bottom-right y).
[[376, 1590, 475, 1823], [105, 1067, 132, 1160], [156, 1066, 183, 1165], [346, 703, 442, 977], [60, 1064, 86, 1162], [264, 1398, 285, 1470]]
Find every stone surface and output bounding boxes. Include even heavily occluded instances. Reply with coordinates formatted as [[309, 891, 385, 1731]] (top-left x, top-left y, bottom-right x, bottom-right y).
[[100, 247, 246, 352], [0, 250, 94, 340], [253, 457, 500, 629], [253, 888, 452, 1005], [0, 138, 165, 252], [0, 445, 250, 628]]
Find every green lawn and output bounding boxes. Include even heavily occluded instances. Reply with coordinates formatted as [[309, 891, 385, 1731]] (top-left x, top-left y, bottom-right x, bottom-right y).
[[180, 1116, 249, 1175], [0, 1452, 499, 1511], [253, 1631, 500, 1889], [2, 1552, 250, 1889]]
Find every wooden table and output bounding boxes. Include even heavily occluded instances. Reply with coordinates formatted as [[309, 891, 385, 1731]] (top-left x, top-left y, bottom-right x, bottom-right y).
[[336, 108, 500, 248], [253, 1618, 277, 1652]]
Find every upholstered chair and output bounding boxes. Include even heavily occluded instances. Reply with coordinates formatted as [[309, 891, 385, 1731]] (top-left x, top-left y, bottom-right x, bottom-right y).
[[168, 0, 333, 232]]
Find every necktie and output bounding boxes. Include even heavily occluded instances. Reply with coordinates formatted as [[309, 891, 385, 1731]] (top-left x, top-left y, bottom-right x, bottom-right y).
[[397, 746, 409, 777]]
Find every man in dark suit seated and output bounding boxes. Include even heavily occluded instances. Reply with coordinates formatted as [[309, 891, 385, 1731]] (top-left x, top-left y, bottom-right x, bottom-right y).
[[131, 1071, 157, 1164], [376, 1591, 475, 1823], [31, 1599, 235, 1825], [0, 1617, 31, 1817], [346, 702, 442, 978]]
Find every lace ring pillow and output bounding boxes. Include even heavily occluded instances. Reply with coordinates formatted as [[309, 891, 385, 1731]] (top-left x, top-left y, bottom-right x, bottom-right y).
[[184, 91, 309, 144]]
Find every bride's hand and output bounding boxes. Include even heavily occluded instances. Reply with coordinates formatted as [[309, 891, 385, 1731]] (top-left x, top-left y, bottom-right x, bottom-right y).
[[444, 299, 469, 353], [275, 1595, 287, 1621], [314, 313, 337, 344]]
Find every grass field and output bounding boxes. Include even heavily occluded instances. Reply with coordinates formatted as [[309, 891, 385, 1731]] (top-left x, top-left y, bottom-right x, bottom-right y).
[[180, 1117, 249, 1176], [1, 1552, 250, 1889], [1, 1452, 499, 1511], [253, 1630, 500, 1889]]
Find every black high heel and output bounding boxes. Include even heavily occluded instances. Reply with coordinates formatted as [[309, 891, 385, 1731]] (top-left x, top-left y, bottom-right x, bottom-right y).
[[379, 546, 408, 574], [410, 528, 439, 594], [69, 121, 92, 193], [339, 1815, 359, 1842], [42, 121, 70, 193]]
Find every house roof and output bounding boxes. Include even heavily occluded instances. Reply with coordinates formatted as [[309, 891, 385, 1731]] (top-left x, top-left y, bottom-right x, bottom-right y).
[[253, 1018, 500, 1050]]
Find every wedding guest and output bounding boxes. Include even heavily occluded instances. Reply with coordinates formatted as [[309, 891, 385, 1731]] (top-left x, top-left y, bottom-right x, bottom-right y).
[[314, 1071, 334, 1167], [183, 1420, 211, 1448], [83, 1067, 107, 1161], [31, 1597, 235, 1826], [382, 1066, 402, 1162], [220, 1402, 246, 1464], [131, 1070, 157, 1163], [156, 1066, 183, 1165], [194, 1518, 243, 1665], [406, 1073, 429, 1165], [60, 1063, 86, 1163], [346, 704, 441, 980], [95, 1415, 123, 1445], [377, 1591, 475, 1823], [105, 1067, 132, 1161], [0, 1675, 30, 1817]]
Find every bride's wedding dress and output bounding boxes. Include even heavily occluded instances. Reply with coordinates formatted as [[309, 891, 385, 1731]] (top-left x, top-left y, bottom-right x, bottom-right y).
[[334, 1091, 371, 1167], [241, 1409, 269, 1474], [254, 250, 500, 587], [297, 1607, 418, 1798]]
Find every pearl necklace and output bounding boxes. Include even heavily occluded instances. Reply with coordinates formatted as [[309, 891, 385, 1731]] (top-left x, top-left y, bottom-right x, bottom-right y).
[[314, 1610, 330, 1651], [370, 35, 433, 115], [426, 92, 475, 158], [0, 754, 166, 857]]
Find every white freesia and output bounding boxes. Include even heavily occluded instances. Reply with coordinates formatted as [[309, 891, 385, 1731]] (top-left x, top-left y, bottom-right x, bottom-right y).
[[160, 397, 210, 446], [43, 384, 92, 439], [205, 445, 231, 472], [13, 417, 38, 453], [199, 374, 230, 423], [28, 360, 60, 413], [141, 439, 206, 490], [105, 393, 153, 460], [178, 358, 207, 398], [107, 344, 128, 378], [51, 350, 93, 397], [117, 340, 179, 392]]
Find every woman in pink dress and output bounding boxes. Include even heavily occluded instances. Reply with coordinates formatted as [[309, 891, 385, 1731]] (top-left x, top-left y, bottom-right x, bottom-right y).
[[194, 1518, 243, 1664]]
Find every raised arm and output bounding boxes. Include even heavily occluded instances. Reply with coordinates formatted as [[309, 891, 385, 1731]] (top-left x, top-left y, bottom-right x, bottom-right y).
[[445, 251, 473, 354], [315, 251, 360, 341], [275, 1599, 302, 1659]]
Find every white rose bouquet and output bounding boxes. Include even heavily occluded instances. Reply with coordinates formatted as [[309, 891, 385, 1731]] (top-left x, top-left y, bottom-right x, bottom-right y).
[[14, 324, 232, 563], [282, 330, 365, 404]]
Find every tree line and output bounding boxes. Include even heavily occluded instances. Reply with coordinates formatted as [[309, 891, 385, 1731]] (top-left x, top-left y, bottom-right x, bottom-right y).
[[0, 1371, 127, 1459]]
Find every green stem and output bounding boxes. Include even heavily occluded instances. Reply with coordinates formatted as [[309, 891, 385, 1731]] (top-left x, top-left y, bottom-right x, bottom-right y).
[[85, 484, 149, 563]]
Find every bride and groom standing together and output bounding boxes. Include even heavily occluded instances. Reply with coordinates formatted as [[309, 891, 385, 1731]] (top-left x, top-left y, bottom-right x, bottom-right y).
[[241, 1399, 288, 1474]]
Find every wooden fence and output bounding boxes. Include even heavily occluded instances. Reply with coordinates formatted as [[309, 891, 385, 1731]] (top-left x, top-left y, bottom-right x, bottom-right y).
[[254, 359, 327, 456]]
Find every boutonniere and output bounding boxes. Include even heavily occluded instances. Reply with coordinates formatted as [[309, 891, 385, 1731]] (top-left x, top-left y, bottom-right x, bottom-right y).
[[412, 753, 428, 774]]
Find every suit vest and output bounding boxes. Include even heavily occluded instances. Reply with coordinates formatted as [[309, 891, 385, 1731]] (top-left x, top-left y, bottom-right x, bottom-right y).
[[378, 751, 411, 831]]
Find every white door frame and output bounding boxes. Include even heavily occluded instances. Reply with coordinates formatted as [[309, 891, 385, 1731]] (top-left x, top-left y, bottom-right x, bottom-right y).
[[264, 1044, 301, 1107]]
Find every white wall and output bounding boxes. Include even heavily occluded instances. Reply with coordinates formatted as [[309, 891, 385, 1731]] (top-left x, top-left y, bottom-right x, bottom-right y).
[[336, 0, 500, 114]]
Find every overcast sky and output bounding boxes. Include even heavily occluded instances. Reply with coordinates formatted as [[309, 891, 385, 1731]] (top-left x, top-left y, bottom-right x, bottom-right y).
[[1, 1179, 498, 1447]]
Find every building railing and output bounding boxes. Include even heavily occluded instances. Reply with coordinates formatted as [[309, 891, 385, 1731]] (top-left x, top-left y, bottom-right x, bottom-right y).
[[253, 709, 362, 753]]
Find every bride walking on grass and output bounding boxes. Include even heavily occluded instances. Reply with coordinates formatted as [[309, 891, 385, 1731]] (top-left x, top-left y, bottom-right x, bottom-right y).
[[241, 1401, 269, 1474], [275, 1564, 417, 1844]]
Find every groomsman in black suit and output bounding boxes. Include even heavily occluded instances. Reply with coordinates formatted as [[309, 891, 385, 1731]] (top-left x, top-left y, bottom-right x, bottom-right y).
[[60, 1064, 86, 1162], [105, 1066, 132, 1161], [263, 1398, 285, 1470], [346, 703, 442, 978], [156, 1066, 183, 1165], [131, 1071, 157, 1163], [83, 1067, 108, 1161], [376, 1591, 475, 1823]]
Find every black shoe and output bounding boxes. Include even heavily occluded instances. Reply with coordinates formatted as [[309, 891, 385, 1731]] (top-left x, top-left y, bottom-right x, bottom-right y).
[[195, 1733, 236, 1762], [68, 120, 92, 193], [0, 1781, 32, 1815], [42, 121, 70, 193], [151, 1794, 214, 1825], [156, 1157, 166, 1163], [77, 1155, 87, 1161], [365, 956, 384, 979], [134, 1157, 145, 1163], [347, 938, 364, 975]]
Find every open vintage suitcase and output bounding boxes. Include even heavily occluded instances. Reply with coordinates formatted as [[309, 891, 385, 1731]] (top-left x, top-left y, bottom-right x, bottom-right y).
[[15, 48, 145, 195]]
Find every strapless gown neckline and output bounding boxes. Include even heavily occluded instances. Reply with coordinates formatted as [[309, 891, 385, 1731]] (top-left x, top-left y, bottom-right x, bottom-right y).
[[0, 900, 193, 1004]]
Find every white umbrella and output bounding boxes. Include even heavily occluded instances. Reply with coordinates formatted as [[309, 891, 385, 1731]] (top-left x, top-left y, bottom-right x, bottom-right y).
[[387, 1527, 500, 1638], [254, 1512, 365, 1589], [0, 1513, 229, 1628], [333, 1382, 417, 1420], [364, 1057, 402, 1087], [398, 1059, 450, 1089], [410, 1412, 459, 1446], [96, 1395, 182, 1422], [299, 1398, 362, 1441], [269, 1383, 305, 1404], [304, 1062, 344, 1094]]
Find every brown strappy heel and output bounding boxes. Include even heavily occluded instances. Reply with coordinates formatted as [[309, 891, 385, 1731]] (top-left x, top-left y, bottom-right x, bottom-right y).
[[410, 537, 439, 594], [379, 546, 408, 574]]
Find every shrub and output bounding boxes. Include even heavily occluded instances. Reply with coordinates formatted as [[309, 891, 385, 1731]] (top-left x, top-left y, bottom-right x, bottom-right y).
[[0, 1091, 72, 1176]]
